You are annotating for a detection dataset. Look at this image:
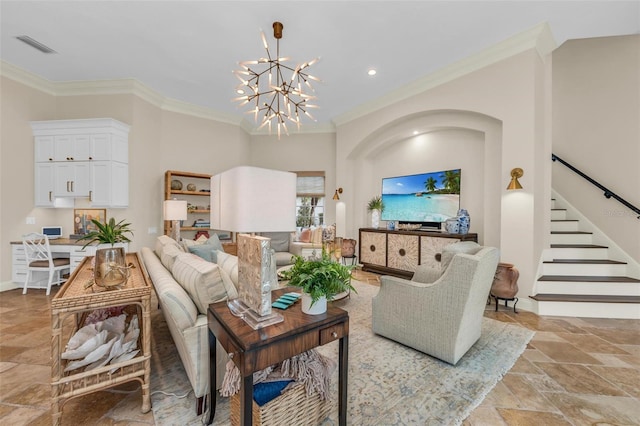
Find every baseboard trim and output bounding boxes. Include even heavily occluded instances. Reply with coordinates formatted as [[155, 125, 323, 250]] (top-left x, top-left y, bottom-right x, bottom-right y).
[[0, 281, 20, 292]]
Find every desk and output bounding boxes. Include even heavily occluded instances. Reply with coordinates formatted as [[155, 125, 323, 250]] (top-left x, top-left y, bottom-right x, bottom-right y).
[[10, 239, 127, 287], [50, 253, 152, 425], [207, 287, 349, 425]]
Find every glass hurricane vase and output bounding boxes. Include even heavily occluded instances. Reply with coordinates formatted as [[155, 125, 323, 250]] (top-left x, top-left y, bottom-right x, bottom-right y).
[[94, 247, 129, 289]]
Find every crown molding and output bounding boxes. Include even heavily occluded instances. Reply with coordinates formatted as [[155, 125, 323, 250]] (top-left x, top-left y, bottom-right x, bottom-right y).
[[0, 61, 243, 125], [1, 61, 57, 95], [332, 22, 557, 127], [1, 22, 555, 133]]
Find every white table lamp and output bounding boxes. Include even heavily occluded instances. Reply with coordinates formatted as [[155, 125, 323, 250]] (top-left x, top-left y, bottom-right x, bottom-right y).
[[164, 199, 188, 241], [211, 166, 296, 329]]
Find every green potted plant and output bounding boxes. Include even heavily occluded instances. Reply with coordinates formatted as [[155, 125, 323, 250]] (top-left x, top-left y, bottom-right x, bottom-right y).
[[79, 218, 134, 289], [367, 195, 385, 229], [280, 252, 356, 315]]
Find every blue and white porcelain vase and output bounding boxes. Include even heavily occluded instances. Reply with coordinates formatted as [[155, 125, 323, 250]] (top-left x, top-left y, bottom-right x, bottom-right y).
[[445, 217, 459, 234], [457, 209, 470, 234]]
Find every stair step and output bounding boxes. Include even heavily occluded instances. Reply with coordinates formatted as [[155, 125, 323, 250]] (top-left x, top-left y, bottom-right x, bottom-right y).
[[541, 259, 629, 276], [544, 259, 626, 264], [550, 244, 607, 249], [550, 232, 593, 244], [550, 220, 579, 232], [538, 275, 640, 283], [530, 294, 640, 303], [550, 231, 592, 235]]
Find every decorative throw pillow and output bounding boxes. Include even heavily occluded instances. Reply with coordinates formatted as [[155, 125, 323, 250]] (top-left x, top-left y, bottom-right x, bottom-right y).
[[216, 250, 238, 286], [188, 233, 224, 262], [160, 243, 183, 271], [155, 235, 182, 257], [298, 228, 311, 243], [171, 253, 237, 314]]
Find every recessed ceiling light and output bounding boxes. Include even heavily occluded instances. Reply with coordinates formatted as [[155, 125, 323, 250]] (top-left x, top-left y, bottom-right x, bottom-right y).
[[236, 89, 245, 95], [413, 131, 419, 135], [367, 69, 377, 76]]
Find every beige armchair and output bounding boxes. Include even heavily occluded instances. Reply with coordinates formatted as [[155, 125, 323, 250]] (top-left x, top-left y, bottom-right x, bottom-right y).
[[372, 242, 500, 365]]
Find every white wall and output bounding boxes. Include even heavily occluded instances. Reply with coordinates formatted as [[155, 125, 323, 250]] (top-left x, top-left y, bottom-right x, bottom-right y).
[[249, 132, 337, 226], [0, 81, 252, 283], [335, 47, 550, 310], [552, 35, 640, 261]]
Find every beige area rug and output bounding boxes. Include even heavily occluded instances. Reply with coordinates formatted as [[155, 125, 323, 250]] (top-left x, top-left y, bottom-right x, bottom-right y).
[[150, 280, 534, 425]]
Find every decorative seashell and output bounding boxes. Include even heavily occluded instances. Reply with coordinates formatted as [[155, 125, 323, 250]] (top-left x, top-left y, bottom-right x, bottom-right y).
[[66, 323, 98, 351], [64, 335, 117, 372], [62, 329, 108, 360], [98, 313, 127, 335]]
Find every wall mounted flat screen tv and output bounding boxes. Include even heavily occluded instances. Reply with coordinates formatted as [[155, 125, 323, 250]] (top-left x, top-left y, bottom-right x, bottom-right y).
[[381, 169, 461, 227]]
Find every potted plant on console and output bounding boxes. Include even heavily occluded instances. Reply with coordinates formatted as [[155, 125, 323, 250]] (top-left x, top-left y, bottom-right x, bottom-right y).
[[367, 195, 385, 229], [281, 252, 356, 315], [79, 218, 134, 289]]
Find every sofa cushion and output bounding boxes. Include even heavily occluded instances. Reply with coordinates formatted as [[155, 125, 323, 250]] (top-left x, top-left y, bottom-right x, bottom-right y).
[[155, 235, 183, 257], [172, 253, 237, 314], [274, 251, 294, 267], [160, 243, 183, 271], [261, 232, 291, 253], [216, 250, 238, 286]]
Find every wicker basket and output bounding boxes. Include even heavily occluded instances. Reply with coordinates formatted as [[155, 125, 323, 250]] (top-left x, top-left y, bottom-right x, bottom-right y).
[[230, 382, 334, 426]]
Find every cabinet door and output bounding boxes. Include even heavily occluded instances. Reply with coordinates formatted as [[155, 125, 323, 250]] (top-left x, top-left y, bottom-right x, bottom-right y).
[[91, 161, 128, 207], [420, 236, 461, 269], [54, 135, 92, 161], [388, 233, 420, 272], [35, 163, 55, 207], [360, 231, 387, 267], [54, 163, 75, 196], [91, 134, 111, 161], [35, 136, 54, 162], [54, 162, 91, 197]]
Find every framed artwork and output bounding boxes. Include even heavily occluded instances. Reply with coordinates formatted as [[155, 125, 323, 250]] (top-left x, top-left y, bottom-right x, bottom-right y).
[[74, 209, 106, 235]]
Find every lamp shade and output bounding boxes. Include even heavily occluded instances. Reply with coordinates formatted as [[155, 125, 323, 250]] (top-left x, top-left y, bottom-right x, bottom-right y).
[[163, 199, 188, 221], [210, 166, 296, 233]]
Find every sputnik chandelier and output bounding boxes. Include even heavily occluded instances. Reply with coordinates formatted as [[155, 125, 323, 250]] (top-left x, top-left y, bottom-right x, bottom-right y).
[[233, 21, 320, 138]]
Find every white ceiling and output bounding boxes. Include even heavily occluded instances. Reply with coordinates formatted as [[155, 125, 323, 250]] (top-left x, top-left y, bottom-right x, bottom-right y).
[[2, 1, 638, 128]]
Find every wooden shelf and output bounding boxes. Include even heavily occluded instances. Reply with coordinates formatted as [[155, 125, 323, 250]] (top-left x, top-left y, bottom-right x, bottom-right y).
[[169, 190, 211, 196], [165, 170, 212, 237]]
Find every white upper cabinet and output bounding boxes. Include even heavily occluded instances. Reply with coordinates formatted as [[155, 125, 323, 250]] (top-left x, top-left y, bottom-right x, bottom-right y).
[[31, 118, 130, 208]]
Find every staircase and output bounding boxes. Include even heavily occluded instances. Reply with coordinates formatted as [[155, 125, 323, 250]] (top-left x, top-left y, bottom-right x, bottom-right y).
[[530, 198, 640, 319]]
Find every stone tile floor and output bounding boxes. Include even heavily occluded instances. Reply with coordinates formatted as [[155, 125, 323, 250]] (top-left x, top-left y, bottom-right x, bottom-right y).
[[1, 270, 639, 425]]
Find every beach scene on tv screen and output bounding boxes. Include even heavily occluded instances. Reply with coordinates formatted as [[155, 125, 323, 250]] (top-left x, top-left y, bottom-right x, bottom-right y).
[[381, 169, 460, 223]]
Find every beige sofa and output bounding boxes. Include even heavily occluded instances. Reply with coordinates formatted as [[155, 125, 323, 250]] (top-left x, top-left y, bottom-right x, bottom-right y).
[[141, 235, 240, 414]]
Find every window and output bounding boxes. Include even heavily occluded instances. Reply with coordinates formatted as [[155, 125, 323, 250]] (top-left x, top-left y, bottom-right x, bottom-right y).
[[293, 171, 325, 227]]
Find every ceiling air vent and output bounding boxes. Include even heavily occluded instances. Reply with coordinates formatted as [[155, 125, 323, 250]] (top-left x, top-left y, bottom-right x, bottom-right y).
[[16, 35, 57, 54]]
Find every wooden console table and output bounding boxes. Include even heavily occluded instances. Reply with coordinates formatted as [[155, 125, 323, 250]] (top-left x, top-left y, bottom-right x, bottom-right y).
[[50, 252, 152, 425], [207, 287, 349, 425], [359, 228, 478, 278]]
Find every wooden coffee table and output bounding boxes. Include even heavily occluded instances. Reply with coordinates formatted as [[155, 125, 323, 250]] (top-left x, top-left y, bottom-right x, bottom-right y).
[[207, 287, 349, 425]]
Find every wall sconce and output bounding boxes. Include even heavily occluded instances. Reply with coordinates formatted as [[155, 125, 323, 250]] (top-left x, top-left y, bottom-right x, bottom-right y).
[[507, 168, 524, 190], [333, 187, 343, 200]]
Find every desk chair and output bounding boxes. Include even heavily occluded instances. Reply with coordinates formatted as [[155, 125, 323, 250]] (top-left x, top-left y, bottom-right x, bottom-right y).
[[22, 233, 71, 295]]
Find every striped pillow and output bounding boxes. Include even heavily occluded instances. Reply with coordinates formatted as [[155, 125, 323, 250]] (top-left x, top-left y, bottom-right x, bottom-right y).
[[155, 235, 182, 257], [160, 243, 183, 271], [172, 253, 236, 314], [216, 250, 238, 286]]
